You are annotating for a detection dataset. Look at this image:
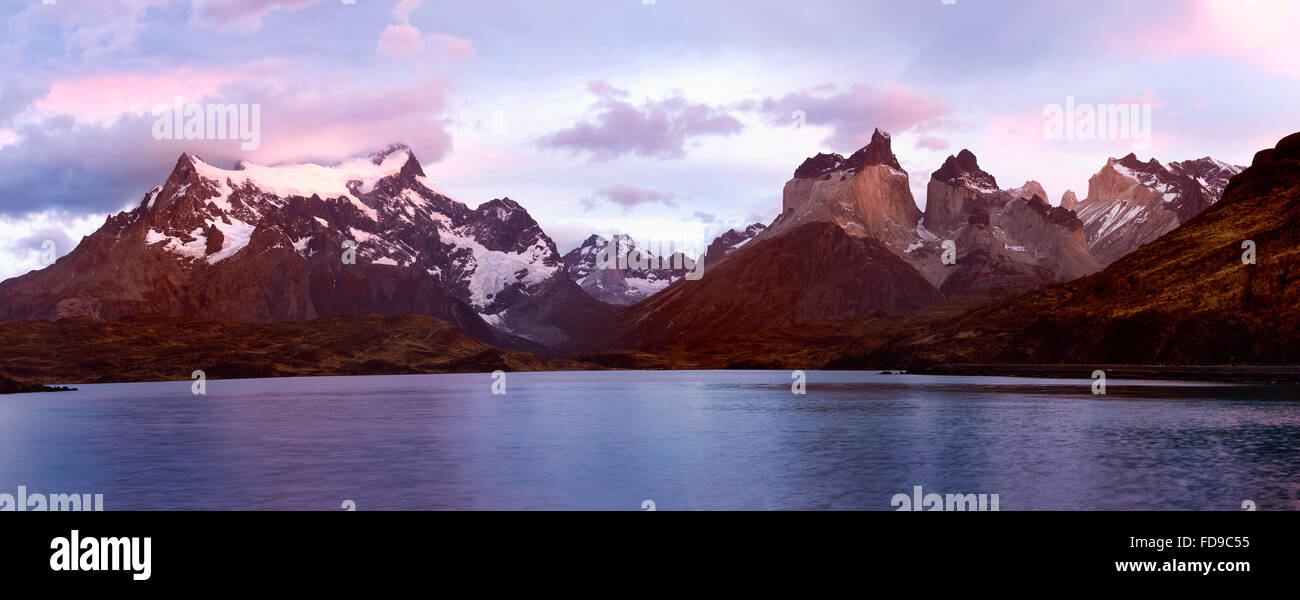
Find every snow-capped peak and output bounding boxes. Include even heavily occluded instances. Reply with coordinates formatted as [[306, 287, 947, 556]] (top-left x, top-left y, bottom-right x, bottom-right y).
[[187, 149, 414, 203]]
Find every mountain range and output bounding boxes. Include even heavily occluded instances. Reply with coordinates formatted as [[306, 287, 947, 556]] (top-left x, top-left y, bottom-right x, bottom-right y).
[[0, 144, 610, 349], [561, 234, 695, 306], [557, 129, 1237, 352], [1073, 153, 1243, 264], [0, 128, 1273, 382], [830, 131, 1300, 369]]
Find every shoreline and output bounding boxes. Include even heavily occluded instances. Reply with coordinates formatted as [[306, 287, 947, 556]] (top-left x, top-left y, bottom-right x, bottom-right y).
[[9, 364, 1300, 388], [908, 364, 1300, 385]]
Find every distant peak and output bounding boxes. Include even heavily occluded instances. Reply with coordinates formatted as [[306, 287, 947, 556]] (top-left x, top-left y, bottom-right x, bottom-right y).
[[481, 197, 522, 212], [1115, 152, 1163, 170], [1008, 180, 1049, 203]]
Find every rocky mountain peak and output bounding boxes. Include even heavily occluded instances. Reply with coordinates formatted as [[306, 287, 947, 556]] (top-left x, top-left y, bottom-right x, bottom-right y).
[[843, 128, 903, 172], [1007, 180, 1049, 203], [932, 149, 998, 191], [793, 153, 848, 179], [792, 127, 901, 178], [0, 144, 616, 349], [561, 233, 693, 306], [1076, 151, 1242, 264], [1114, 152, 1164, 174], [160, 153, 203, 190], [1167, 156, 1245, 198]]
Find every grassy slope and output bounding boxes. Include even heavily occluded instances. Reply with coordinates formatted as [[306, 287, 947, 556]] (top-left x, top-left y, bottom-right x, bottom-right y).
[[0, 313, 597, 385], [570, 287, 1018, 370]]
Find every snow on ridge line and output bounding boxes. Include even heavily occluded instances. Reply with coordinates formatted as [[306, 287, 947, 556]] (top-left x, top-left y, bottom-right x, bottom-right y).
[[188, 152, 413, 215]]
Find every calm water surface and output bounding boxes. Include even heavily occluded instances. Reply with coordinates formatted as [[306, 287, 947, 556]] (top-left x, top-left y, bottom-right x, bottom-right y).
[[1, 371, 1297, 510]]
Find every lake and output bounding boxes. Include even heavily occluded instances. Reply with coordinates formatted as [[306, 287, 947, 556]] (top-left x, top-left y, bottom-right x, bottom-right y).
[[1, 371, 1297, 510]]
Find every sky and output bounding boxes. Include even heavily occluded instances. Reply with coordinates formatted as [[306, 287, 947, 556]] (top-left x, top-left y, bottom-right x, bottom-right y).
[[0, 0, 1297, 279]]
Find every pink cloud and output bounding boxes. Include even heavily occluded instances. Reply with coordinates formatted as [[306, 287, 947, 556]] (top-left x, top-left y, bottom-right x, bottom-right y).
[[1113, 0, 1300, 77], [430, 34, 475, 59], [214, 76, 455, 165], [378, 24, 425, 59], [914, 136, 950, 151], [375, 0, 472, 61], [18, 64, 456, 177], [31, 70, 273, 125]]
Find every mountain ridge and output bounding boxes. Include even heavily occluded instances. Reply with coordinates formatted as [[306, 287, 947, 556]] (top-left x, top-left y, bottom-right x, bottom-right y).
[[0, 146, 609, 349], [828, 130, 1300, 369]]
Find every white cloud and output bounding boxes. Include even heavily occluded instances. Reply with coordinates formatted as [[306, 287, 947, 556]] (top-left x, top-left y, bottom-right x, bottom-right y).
[[0, 210, 108, 281]]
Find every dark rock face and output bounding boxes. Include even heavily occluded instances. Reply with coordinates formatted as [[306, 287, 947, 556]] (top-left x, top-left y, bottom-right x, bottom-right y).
[[792, 128, 901, 179], [793, 153, 848, 179], [922, 149, 1003, 235], [1022, 195, 1085, 230], [0, 147, 608, 349], [931, 149, 998, 191], [843, 128, 904, 172]]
